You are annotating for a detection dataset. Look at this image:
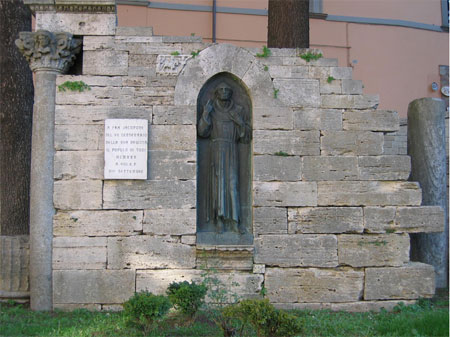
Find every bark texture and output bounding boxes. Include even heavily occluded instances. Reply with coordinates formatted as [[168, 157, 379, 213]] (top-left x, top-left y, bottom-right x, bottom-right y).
[[0, 0, 34, 235], [268, 0, 310, 48]]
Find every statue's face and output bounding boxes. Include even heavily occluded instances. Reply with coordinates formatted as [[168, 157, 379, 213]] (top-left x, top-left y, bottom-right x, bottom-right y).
[[216, 86, 232, 100]]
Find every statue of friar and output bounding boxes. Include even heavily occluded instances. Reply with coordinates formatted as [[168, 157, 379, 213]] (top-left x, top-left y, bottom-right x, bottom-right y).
[[198, 82, 251, 234]]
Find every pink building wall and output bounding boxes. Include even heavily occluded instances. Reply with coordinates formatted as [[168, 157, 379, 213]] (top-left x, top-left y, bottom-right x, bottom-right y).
[[117, 0, 449, 117]]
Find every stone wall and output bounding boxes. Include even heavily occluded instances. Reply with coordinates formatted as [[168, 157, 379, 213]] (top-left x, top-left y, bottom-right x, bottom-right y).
[[51, 26, 444, 311]]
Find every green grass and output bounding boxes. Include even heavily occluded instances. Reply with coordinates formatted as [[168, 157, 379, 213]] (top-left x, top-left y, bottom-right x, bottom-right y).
[[1, 298, 448, 337]]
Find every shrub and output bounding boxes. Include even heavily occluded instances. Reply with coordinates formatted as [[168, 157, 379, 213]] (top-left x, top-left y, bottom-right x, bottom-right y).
[[123, 291, 171, 332], [166, 281, 207, 318]]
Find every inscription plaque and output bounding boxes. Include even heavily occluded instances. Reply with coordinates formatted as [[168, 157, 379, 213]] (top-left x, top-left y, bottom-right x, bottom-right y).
[[104, 119, 148, 180]]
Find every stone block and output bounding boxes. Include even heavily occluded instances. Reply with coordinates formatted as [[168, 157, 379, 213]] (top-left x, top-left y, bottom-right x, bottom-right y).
[[108, 236, 196, 269], [293, 108, 343, 131], [56, 75, 123, 87], [137, 269, 263, 302], [55, 106, 151, 125], [321, 131, 384, 156], [83, 50, 128, 76], [53, 210, 143, 237], [341, 80, 363, 95], [36, 12, 116, 35], [103, 180, 195, 209], [288, 207, 363, 234], [364, 263, 435, 300], [148, 125, 196, 151], [330, 300, 415, 312], [253, 130, 320, 155], [56, 86, 135, 106], [53, 270, 135, 304], [53, 237, 106, 270], [318, 181, 422, 206], [153, 105, 196, 125], [161, 36, 203, 43], [273, 79, 320, 107], [181, 235, 196, 245], [241, 62, 280, 109], [134, 87, 175, 106], [338, 234, 410, 267], [54, 151, 103, 180], [253, 107, 294, 130], [254, 207, 288, 234], [116, 26, 154, 36], [343, 110, 399, 131], [148, 151, 196, 180], [319, 78, 342, 94], [254, 155, 302, 181], [196, 247, 253, 271], [363, 207, 396, 233], [83, 36, 115, 51], [254, 182, 317, 207], [321, 94, 379, 109], [253, 264, 265, 274], [54, 180, 103, 210], [0, 235, 29, 293], [143, 209, 196, 235], [55, 125, 102, 150], [358, 156, 411, 180], [53, 303, 101, 311], [396, 206, 445, 233], [274, 303, 331, 311], [265, 268, 363, 303], [310, 66, 352, 80], [268, 65, 309, 78], [254, 234, 338, 267], [302, 156, 358, 181], [122, 77, 147, 87]]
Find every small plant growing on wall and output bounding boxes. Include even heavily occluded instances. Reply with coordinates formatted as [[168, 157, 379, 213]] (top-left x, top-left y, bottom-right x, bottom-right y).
[[327, 76, 335, 83], [273, 88, 279, 98], [57, 81, 90, 92], [256, 46, 271, 58], [171, 51, 180, 56], [274, 151, 289, 156], [191, 50, 200, 58], [300, 51, 323, 62]]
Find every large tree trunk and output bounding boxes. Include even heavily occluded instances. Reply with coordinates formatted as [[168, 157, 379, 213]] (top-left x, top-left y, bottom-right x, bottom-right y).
[[268, 0, 309, 48], [0, 0, 34, 235]]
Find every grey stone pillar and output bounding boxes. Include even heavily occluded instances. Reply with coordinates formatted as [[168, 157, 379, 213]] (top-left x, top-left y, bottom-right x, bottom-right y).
[[408, 97, 449, 288], [16, 30, 81, 310]]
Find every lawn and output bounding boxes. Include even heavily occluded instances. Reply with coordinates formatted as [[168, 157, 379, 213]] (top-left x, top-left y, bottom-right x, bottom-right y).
[[1, 296, 448, 337]]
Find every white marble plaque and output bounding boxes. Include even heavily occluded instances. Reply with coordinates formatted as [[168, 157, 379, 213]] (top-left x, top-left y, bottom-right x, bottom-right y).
[[104, 119, 148, 180]]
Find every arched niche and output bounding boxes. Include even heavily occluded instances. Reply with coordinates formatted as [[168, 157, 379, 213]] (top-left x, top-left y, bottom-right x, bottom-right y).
[[196, 72, 253, 245]]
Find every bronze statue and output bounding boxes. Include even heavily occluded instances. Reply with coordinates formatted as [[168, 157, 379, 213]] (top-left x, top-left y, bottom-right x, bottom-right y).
[[198, 82, 251, 234]]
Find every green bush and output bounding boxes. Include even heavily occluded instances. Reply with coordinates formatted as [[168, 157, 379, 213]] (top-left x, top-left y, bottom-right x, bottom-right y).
[[166, 281, 207, 318], [123, 291, 171, 332]]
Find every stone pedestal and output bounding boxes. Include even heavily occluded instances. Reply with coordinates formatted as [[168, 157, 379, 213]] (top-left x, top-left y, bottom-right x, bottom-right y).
[[16, 30, 81, 310], [408, 97, 448, 288]]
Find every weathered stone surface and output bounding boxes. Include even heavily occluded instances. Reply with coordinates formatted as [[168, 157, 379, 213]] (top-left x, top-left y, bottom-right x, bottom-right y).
[[255, 235, 338, 267], [122, 77, 147, 87], [82, 36, 115, 51], [116, 26, 154, 36], [103, 180, 195, 209], [302, 156, 358, 180], [358, 156, 411, 180], [53, 270, 135, 304], [137, 269, 263, 302], [143, 209, 196, 235], [55, 125, 103, 150], [108, 236, 196, 269], [268, 65, 308, 79], [253, 264, 265, 274], [181, 235, 196, 245], [196, 248, 253, 271], [253, 130, 320, 155], [293, 108, 342, 131], [55, 106, 151, 125], [319, 78, 342, 94], [54, 180, 103, 210], [343, 110, 399, 131], [56, 86, 135, 106], [321, 131, 384, 156], [83, 50, 128, 76], [288, 207, 363, 234], [330, 300, 415, 312], [254, 207, 288, 234], [321, 94, 379, 109], [134, 87, 175, 106], [54, 151, 103, 180], [0, 236, 29, 293], [309, 66, 352, 80], [396, 206, 445, 233], [56, 75, 123, 88], [254, 182, 317, 207], [36, 12, 116, 36], [148, 125, 196, 151], [253, 107, 294, 130], [274, 302, 331, 310], [53, 237, 106, 270], [265, 268, 363, 303], [53, 210, 143, 237], [254, 155, 301, 181], [148, 151, 196, 180], [53, 303, 101, 311], [318, 181, 422, 206], [364, 207, 396, 233], [273, 79, 320, 107], [338, 234, 410, 267], [364, 263, 435, 300], [341, 80, 363, 95], [153, 105, 196, 125]]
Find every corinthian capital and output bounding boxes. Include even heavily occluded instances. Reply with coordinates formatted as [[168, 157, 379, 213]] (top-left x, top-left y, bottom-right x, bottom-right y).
[[15, 30, 81, 73]]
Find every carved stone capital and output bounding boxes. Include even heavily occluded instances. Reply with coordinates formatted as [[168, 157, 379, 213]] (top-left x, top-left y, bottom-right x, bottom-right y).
[[15, 30, 81, 73]]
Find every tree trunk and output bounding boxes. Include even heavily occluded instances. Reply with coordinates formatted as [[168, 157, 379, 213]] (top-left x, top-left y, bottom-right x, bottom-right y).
[[268, 0, 309, 48], [0, 0, 34, 235]]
